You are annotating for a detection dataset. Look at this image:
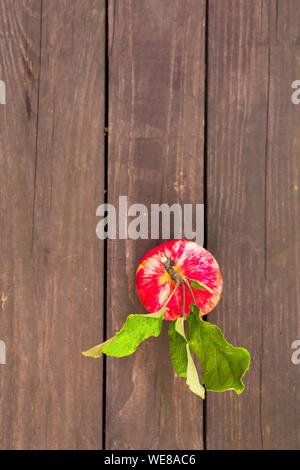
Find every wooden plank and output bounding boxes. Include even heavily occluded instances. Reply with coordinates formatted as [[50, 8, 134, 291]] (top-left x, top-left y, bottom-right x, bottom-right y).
[[0, 0, 105, 449], [106, 0, 206, 450], [0, 0, 44, 450], [263, 0, 300, 449], [205, 0, 271, 449]]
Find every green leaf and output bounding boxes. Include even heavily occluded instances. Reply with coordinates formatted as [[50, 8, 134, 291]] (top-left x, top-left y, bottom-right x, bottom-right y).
[[168, 320, 188, 378], [82, 312, 164, 358], [190, 280, 213, 294], [168, 318, 205, 399], [82, 338, 114, 358], [187, 305, 250, 394], [186, 343, 205, 399]]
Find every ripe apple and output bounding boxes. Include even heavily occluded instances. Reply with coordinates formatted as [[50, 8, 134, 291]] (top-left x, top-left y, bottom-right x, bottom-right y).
[[136, 240, 222, 320]]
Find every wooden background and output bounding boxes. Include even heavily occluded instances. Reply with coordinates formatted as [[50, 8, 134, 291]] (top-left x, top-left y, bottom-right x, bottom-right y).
[[0, 0, 299, 450]]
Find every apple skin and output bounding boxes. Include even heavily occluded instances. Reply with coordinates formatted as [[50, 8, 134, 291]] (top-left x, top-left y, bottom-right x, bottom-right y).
[[136, 240, 223, 321]]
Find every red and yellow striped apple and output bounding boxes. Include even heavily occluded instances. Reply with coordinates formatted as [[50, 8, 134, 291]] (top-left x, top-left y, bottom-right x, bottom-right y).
[[136, 240, 222, 321]]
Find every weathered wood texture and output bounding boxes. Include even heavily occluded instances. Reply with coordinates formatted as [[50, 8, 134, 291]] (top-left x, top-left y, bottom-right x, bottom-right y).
[[106, 0, 206, 450], [0, 0, 105, 449], [0, 0, 300, 451], [264, 0, 300, 450], [206, 0, 300, 450], [205, 0, 269, 450]]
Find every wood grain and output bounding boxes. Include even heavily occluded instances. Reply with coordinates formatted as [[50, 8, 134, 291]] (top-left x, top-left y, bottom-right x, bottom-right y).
[[106, 0, 206, 450], [0, 0, 300, 451], [0, 0, 105, 449], [205, 0, 270, 449], [263, 0, 300, 449], [206, 0, 300, 450]]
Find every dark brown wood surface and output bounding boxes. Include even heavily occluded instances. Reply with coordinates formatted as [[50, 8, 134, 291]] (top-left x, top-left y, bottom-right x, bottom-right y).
[[106, 0, 206, 450], [0, 0, 300, 450], [263, 0, 300, 450], [206, 0, 300, 450], [205, 0, 269, 449], [0, 0, 105, 449]]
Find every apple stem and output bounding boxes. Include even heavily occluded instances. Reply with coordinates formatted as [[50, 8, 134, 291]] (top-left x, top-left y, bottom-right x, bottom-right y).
[[183, 279, 196, 305], [161, 256, 198, 311], [161, 279, 180, 312], [160, 257, 183, 284], [181, 280, 185, 317]]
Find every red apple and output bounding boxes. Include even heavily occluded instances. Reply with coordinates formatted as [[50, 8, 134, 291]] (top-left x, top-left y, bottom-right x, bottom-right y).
[[136, 240, 222, 320]]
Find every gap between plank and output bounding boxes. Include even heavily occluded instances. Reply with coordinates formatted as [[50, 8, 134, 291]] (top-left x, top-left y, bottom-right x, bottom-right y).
[[102, 0, 109, 451], [202, 0, 210, 451]]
